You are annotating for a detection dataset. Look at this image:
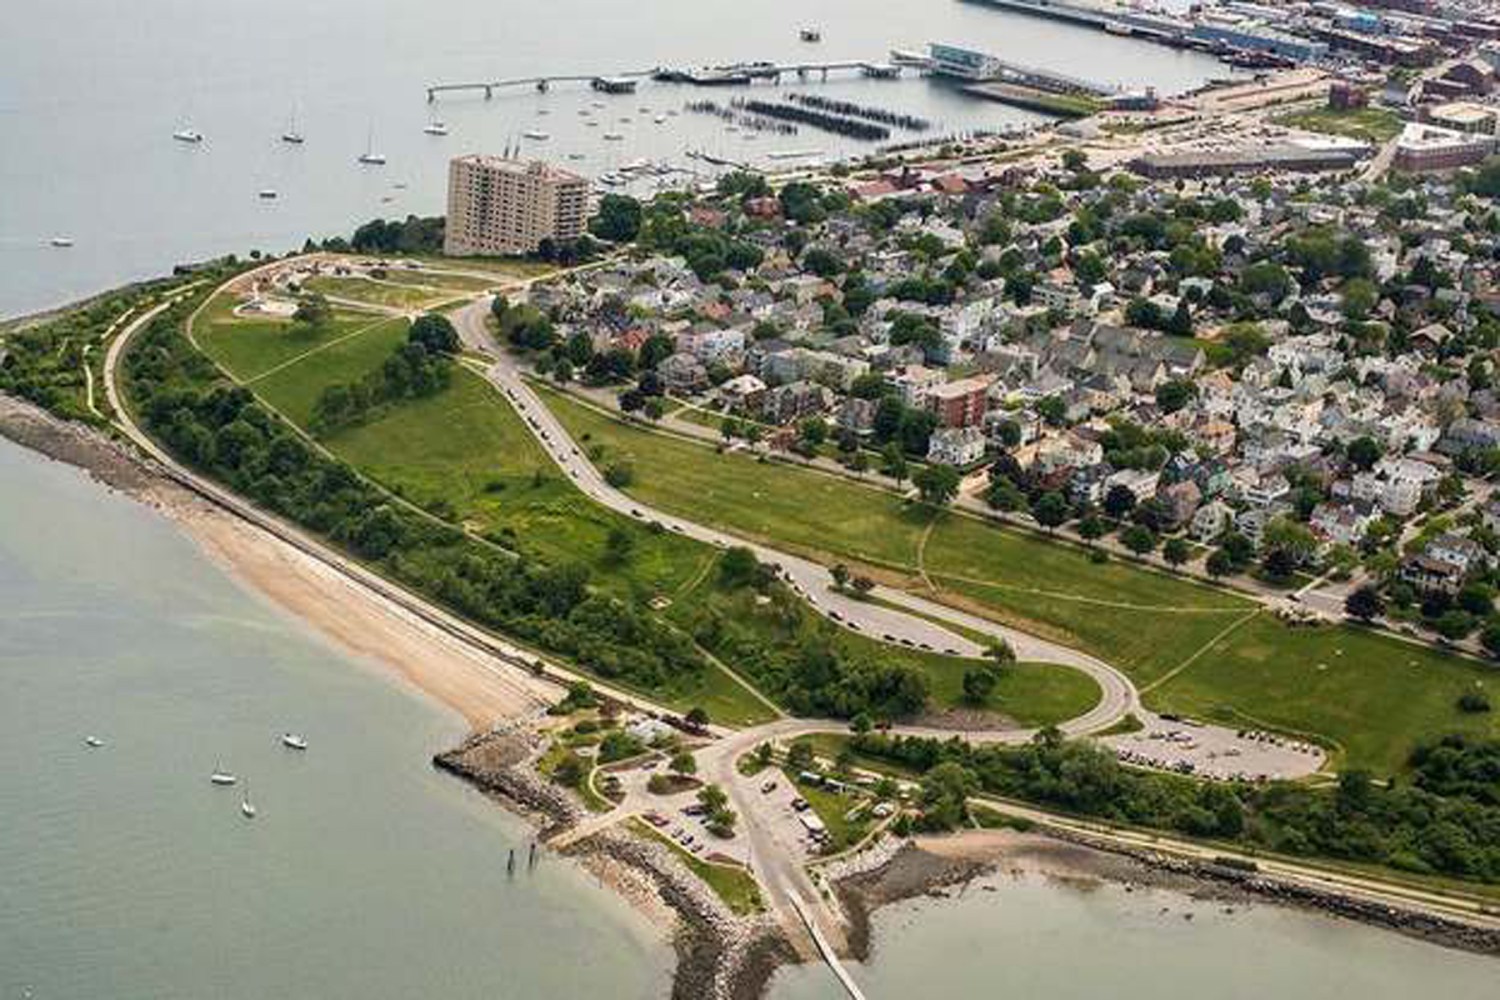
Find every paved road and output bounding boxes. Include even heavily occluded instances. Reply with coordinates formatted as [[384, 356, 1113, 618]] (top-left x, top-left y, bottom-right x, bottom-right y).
[[453, 298, 1143, 735]]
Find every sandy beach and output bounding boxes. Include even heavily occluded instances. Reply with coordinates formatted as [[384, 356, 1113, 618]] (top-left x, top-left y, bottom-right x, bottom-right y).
[[0, 394, 551, 731]]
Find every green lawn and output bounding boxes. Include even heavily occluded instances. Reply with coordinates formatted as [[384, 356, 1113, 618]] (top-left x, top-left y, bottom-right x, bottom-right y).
[[1273, 106, 1403, 143], [303, 275, 456, 311], [1153, 615, 1499, 775], [194, 295, 391, 383], [534, 385, 1500, 772], [251, 318, 411, 426]]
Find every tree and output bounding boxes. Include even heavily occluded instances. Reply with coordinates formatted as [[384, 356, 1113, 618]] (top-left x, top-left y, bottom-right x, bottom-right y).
[[1103, 484, 1137, 520], [590, 194, 643, 242], [914, 464, 961, 506], [1345, 584, 1385, 622], [962, 666, 998, 705], [1155, 379, 1197, 414], [986, 640, 1015, 667], [1205, 549, 1234, 578], [881, 442, 908, 486], [1032, 491, 1070, 531], [670, 749, 698, 776], [918, 761, 977, 831], [719, 546, 762, 588], [1077, 514, 1106, 543], [408, 313, 459, 354], [786, 740, 815, 772], [604, 525, 634, 564], [830, 563, 851, 590], [1162, 537, 1191, 568], [1482, 621, 1500, 659], [1121, 524, 1156, 555], [1347, 436, 1382, 472]]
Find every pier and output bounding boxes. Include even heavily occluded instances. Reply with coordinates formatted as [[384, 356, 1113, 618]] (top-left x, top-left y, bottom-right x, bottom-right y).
[[426, 60, 908, 101]]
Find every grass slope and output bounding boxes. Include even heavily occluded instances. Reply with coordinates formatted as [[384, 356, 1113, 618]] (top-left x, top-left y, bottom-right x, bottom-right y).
[[535, 385, 1500, 772]]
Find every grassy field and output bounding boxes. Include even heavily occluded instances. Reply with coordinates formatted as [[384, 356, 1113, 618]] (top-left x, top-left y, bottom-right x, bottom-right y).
[[1273, 106, 1403, 143], [303, 275, 457, 311], [193, 295, 398, 383], [535, 386, 1500, 773]]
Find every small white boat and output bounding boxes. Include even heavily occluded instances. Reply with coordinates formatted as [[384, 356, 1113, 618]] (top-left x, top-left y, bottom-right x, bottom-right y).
[[84, 735, 103, 747], [210, 768, 238, 786], [358, 126, 387, 164], [523, 130, 549, 140], [603, 132, 623, 141], [281, 733, 308, 751], [282, 130, 304, 144], [537, 108, 551, 116], [241, 786, 257, 819], [566, 152, 585, 160], [618, 117, 632, 124], [590, 100, 604, 108], [258, 189, 278, 200], [50, 237, 75, 248], [585, 120, 599, 128], [172, 128, 204, 144], [423, 121, 449, 136], [654, 115, 667, 124]]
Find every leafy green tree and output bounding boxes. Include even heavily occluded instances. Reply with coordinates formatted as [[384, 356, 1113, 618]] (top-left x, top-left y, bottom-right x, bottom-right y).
[[1032, 491, 1070, 531], [962, 667, 998, 705], [913, 464, 961, 507], [1162, 537, 1191, 568], [590, 194, 643, 242], [1345, 585, 1385, 621]]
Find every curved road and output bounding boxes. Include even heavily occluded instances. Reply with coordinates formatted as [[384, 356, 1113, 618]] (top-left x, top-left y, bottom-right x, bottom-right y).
[[453, 298, 1141, 739]]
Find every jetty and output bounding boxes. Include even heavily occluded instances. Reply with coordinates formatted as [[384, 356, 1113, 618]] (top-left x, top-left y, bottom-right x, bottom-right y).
[[426, 59, 909, 101]]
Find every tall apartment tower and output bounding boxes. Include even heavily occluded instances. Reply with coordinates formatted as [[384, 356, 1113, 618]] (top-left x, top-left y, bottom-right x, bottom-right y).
[[443, 155, 589, 256]]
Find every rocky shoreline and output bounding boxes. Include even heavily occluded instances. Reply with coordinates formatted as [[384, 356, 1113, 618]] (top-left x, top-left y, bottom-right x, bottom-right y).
[[433, 728, 796, 1000]]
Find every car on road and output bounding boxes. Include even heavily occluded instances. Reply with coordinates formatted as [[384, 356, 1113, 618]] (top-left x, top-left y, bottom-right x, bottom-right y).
[[760, 780, 777, 794]]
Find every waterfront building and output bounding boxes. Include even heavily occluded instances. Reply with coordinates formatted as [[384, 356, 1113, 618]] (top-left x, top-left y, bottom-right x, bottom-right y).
[[443, 155, 588, 257]]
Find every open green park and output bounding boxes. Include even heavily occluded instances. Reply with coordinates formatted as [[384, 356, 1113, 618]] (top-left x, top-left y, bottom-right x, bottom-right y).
[[1272, 106, 1403, 144], [190, 293, 1096, 730], [533, 385, 1500, 775]]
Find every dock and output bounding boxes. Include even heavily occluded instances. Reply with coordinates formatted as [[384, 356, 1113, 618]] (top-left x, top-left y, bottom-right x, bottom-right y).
[[426, 59, 910, 101], [789, 893, 867, 1000]]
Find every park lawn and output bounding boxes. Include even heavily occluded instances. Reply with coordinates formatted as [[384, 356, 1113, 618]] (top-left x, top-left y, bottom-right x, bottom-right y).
[[932, 575, 1251, 689], [376, 268, 498, 294], [1150, 615, 1500, 775], [538, 383, 932, 568], [303, 275, 457, 311], [630, 820, 764, 915], [924, 513, 1248, 611], [195, 294, 384, 382], [1273, 106, 1402, 143], [250, 318, 411, 426]]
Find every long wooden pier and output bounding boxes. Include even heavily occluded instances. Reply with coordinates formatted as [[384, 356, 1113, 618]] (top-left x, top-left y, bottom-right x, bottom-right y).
[[426, 60, 906, 101]]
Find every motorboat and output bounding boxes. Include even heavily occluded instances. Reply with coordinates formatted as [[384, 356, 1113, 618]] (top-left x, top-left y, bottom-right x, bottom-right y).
[[800, 27, 822, 43], [50, 237, 75, 248], [258, 189, 278, 200], [603, 132, 623, 141], [83, 735, 103, 747], [172, 128, 204, 144], [210, 767, 238, 786], [523, 130, 549, 140], [241, 785, 257, 819], [281, 733, 308, 751], [654, 115, 667, 124], [423, 120, 449, 136]]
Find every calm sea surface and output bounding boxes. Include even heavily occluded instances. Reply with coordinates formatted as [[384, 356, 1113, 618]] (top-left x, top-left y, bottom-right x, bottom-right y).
[[0, 440, 670, 999], [3, 3, 1497, 997], [0, 0, 1230, 317]]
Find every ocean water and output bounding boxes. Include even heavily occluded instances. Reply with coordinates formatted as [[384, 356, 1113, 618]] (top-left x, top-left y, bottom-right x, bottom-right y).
[[0, 0, 1230, 316], [0, 439, 671, 999]]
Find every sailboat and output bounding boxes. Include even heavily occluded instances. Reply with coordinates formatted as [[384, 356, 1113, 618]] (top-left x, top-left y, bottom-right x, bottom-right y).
[[240, 782, 257, 819], [172, 123, 204, 144], [281, 109, 304, 145], [423, 116, 449, 136], [358, 126, 387, 165], [281, 733, 308, 750], [210, 766, 238, 785]]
